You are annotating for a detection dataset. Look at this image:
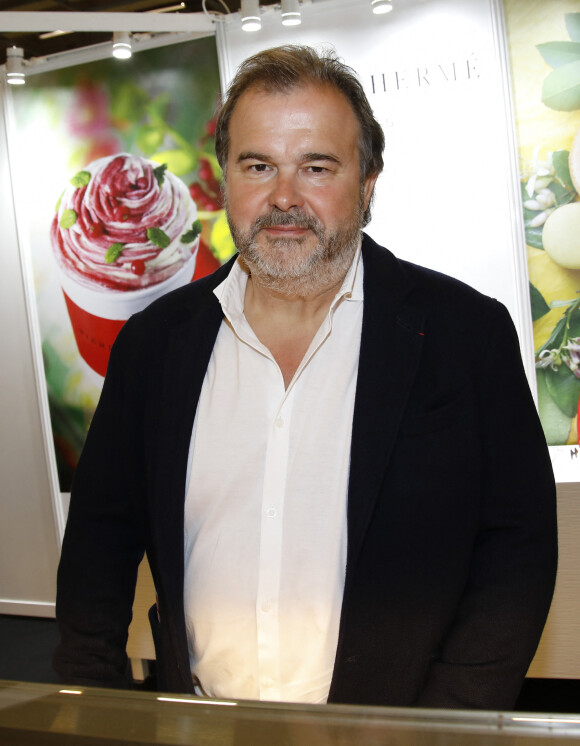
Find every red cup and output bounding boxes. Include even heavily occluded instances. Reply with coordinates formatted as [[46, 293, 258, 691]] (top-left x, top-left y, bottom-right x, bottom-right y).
[[57, 238, 199, 377]]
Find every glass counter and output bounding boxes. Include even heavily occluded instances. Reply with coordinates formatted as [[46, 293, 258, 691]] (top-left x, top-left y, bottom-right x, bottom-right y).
[[1, 679, 580, 745]]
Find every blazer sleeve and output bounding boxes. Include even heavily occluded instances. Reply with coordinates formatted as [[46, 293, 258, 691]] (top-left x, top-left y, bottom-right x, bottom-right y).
[[53, 319, 147, 689], [415, 301, 558, 709]]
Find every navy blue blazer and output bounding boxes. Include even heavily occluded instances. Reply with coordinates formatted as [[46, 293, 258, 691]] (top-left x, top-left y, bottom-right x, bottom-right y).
[[54, 234, 557, 709]]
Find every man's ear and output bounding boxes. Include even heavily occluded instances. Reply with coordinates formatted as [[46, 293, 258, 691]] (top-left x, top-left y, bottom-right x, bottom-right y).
[[362, 173, 379, 212]]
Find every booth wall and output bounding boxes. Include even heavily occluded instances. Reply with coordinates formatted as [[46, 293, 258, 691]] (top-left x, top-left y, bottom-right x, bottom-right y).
[[0, 79, 59, 617], [0, 0, 579, 682]]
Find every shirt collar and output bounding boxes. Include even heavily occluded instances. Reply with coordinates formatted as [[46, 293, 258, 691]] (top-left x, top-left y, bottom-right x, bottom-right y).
[[214, 236, 363, 324]]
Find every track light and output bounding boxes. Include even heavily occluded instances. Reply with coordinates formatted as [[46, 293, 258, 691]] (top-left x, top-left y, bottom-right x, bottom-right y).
[[112, 31, 132, 59], [241, 0, 261, 31], [281, 0, 301, 26], [371, 0, 392, 13], [6, 47, 25, 85]]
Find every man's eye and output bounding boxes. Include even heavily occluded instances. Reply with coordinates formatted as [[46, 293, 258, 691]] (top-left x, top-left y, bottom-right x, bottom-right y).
[[250, 164, 270, 172], [307, 166, 327, 174]]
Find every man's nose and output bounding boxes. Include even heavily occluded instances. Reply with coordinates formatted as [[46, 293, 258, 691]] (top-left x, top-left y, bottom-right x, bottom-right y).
[[268, 172, 304, 212]]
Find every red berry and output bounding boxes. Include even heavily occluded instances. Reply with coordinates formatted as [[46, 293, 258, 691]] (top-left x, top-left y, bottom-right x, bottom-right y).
[[199, 159, 213, 183], [114, 206, 130, 222], [189, 183, 205, 200], [192, 239, 220, 281], [89, 222, 104, 238], [131, 260, 146, 276], [205, 117, 217, 137]]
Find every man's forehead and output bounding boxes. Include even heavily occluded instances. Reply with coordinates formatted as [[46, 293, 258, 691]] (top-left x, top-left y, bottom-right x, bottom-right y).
[[228, 81, 360, 140], [234, 80, 349, 112]]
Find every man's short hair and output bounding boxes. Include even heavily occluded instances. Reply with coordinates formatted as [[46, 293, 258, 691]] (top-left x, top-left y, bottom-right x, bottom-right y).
[[215, 45, 385, 214]]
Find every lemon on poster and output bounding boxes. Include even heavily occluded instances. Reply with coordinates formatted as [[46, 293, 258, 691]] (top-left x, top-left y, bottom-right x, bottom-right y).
[[528, 246, 580, 348], [210, 211, 236, 263]]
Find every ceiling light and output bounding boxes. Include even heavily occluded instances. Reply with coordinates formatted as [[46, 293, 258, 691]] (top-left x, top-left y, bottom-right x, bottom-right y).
[[371, 0, 392, 13], [281, 0, 301, 26], [39, 30, 70, 39], [148, 2, 186, 11], [112, 31, 132, 59], [241, 0, 261, 31], [6, 47, 25, 85]]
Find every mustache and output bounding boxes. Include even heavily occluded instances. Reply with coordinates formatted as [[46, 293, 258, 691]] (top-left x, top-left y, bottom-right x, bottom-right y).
[[251, 209, 324, 235]]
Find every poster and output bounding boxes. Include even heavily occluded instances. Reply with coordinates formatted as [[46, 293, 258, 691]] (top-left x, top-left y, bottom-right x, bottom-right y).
[[504, 0, 580, 475], [9, 36, 232, 494]]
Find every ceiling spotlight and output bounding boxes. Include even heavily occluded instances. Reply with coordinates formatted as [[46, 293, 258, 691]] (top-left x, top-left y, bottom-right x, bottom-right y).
[[281, 0, 301, 26], [371, 0, 392, 13], [241, 0, 261, 31], [6, 47, 25, 86], [112, 31, 132, 60]]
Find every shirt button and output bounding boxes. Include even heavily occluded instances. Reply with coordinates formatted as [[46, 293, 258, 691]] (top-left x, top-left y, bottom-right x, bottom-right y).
[[261, 600, 271, 613], [266, 507, 277, 518], [262, 678, 275, 689], [275, 417, 284, 428]]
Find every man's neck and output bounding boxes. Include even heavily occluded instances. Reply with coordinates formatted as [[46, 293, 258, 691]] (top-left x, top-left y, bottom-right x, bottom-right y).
[[242, 271, 345, 389]]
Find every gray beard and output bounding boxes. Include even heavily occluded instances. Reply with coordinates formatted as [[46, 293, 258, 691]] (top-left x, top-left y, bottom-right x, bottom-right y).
[[225, 202, 364, 298]]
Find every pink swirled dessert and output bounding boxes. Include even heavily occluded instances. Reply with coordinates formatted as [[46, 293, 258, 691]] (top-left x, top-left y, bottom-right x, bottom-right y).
[[51, 153, 200, 291]]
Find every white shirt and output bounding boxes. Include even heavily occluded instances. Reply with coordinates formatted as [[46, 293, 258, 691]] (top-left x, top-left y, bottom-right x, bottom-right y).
[[183, 245, 363, 703]]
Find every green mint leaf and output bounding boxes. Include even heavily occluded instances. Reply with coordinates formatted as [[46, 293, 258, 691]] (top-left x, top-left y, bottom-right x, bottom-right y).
[[181, 218, 202, 243], [70, 170, 91, 188], [59, 209, 77, 229], [153, 164, 168, 187], [55, 191, 64, 213], [105, 243, 124, 264], [530, 282, 550, 322], [565, 13, 580, 43], [147, 227, 171, 249]]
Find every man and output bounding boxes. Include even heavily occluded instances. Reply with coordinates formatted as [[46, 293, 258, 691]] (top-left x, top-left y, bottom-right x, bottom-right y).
[[54, 45, 557, 710]]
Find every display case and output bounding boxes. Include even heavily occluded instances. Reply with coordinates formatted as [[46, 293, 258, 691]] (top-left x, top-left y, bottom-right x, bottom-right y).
[[1, 680, 580, 745]]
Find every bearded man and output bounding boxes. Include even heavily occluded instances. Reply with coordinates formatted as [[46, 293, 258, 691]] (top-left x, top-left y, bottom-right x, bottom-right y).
[[54, 45, 557, 710]]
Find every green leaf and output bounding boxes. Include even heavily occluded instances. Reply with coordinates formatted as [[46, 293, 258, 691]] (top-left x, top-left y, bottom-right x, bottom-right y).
[[146, 93, 171, 124], [105, 243, 124, 264], [537, 41, 580, 68], [550, 299, 579, 309], [147, 227, 170, 249], [550, 178, 578, 207], [525, 224, 544, 249], [70, 170, 91, 188], [181, 218, 202, 243], [552, 150, 575, 191], [136, 125, 165, 156], [530, 282, 550, 321], [565, 13, 580, 43], [537, 315, 567, 356], [59, 209, 77, 229], [545, 363, 580, 417], [153, 163, 168, 187], [536, 367, 573, 445], [541, 59, 580, 111], [151, 149, 197, 177], [110, 82, 148, 123], [55, 191, 64, 213], [568, 306, 580, 339]]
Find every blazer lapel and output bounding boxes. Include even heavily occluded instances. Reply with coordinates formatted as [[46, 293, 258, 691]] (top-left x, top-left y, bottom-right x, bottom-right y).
[[346, 236, 426, 579]]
